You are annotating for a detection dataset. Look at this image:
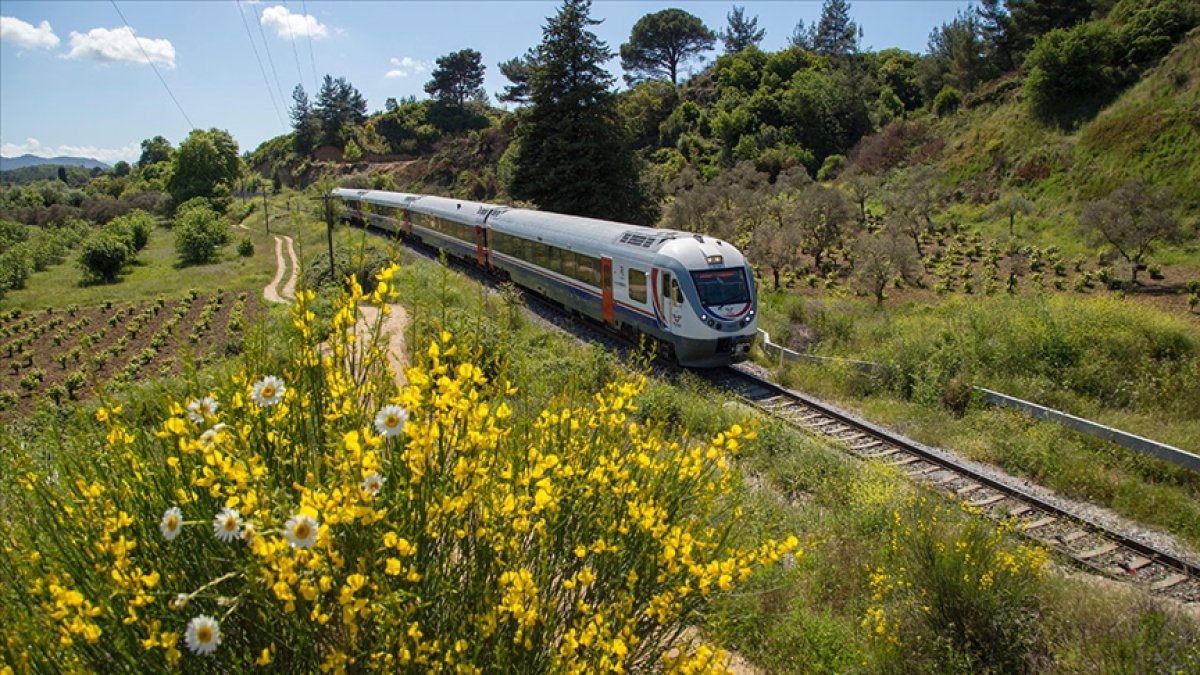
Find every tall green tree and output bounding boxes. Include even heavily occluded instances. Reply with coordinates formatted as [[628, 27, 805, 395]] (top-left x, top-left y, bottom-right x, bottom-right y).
[[510, 0, 657, 224], [977, 0, 1017, 72], [166, 129, 241, 208], [789, 19, 814, 50], [619, 8, 715, 85], [1007, 0, 1097, 59], [924, 9, 997, 96], [498, 50, 537, 104], [812, 0, 859, 57], [314, 75, 368, 146], [290, 84, 319, 155], [137, 135, 173, 168], [721, 6, 765, 54], [425, 49, 486, 107]]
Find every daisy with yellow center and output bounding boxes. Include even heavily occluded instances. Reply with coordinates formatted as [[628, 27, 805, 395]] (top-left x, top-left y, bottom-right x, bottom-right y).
[[374, 404, 408, 437], [251, 375, 285, 407], [199, 423, 226, 448], [184, 614, 221, 655], [361, 472, 385, 496], [186, 396, 218, 424], [160, 506, 183, 541], [212, 507, 242, 543], [284, 514, 319, 549]]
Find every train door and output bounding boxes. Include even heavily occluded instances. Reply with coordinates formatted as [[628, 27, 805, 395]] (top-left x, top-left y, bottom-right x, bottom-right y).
[[474, 226, 487, 266], [601, 257, 614, 324], [661, 271, 684, 330]]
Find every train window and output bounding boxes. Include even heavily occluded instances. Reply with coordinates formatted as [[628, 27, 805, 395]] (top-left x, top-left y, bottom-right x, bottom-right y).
[[581, 256, 599, 286], [662, 273, 671, 297], [562, 251, 578, 278], [672, 279, 683, 304], [691, 268, 750, 306], [628, 269, 647, 303]]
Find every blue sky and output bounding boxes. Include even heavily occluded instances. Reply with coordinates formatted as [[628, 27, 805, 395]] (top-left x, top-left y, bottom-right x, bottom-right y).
[[1, 1, 971, 164]]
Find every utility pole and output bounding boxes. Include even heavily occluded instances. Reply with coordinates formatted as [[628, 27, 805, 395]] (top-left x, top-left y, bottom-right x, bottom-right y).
[[263, 191, 270, 235], [324, 193, 336, 281]]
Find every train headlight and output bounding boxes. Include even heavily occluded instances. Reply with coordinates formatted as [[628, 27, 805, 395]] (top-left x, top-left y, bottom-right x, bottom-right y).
[[700, 315, 707, 322]]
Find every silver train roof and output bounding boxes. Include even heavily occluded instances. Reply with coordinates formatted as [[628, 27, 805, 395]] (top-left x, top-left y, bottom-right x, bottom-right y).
[[330, 188, 746, 268]]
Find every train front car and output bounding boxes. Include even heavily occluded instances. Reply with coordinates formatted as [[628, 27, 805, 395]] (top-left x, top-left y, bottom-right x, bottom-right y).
[[658, 235, 757, 367]]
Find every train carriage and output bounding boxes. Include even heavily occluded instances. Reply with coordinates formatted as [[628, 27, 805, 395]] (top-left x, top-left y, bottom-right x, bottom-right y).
[[331, 188, 756, 368]]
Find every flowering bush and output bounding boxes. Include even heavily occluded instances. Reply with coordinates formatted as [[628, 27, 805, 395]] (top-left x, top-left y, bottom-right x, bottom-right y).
[[0, 263, 798, 672], [863, 496, 1047, 669]]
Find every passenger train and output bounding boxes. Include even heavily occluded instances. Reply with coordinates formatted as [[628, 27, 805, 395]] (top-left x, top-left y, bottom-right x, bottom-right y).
[[330, 188, 757, 368]]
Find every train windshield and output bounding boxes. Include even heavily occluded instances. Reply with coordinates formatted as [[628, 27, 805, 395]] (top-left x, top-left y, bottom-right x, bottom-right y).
[[690, 268, 750, 306]]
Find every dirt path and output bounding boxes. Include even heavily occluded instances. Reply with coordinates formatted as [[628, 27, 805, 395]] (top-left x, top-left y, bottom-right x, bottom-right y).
[[262, 235, 298, 304], [256, 225, 410, 383], [353, 304, 410, 387]]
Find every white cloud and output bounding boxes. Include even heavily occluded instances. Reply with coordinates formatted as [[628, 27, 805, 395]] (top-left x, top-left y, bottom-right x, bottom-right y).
[[64, 26, 176, 68], [0, 16, 60, 49], [385, 57, 428, 79], [260, 5, 327, 40], [2, 137, 141, 164]]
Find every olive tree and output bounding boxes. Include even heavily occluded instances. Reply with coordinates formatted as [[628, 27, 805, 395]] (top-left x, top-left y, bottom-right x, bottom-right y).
[[1078, 179, 1183, 284]]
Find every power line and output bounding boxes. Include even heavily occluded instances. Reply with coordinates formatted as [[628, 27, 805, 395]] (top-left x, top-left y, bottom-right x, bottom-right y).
[[110, 0, 195, 130], [235, 1, 287, 131], [282, 0, 306, 91], [301, 0, 320, 89], [252, 0, 290, 118]]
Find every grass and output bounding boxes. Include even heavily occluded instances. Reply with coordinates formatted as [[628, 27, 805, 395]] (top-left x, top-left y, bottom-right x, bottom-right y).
[[1, 211, 273, 313], [1, 204, 1197, 671]]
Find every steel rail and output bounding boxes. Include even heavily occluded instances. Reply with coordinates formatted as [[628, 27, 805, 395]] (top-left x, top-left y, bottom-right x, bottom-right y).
[[706, 364, 1200, 602]]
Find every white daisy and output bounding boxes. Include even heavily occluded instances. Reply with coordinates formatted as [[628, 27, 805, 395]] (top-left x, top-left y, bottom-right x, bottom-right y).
[[283, 514, 319, 549], [240, 520, 257, 544], [160, 506, 183, 541], [361, 472, 385, 496], [374, 405, 408, 437], [251, 376, 285, 407], [199, 423, 226, 448], [187, 396, 218, 424], [184, 614, 221, 655], [212, 507, 242, 543]]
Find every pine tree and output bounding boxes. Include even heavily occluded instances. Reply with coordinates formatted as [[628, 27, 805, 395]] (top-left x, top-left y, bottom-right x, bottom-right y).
[[619, 8, 715, 85], [314, 75, 368, 147], [290, 84, 318, 155], [424, 49, 486, 107], [812, 0, 859, 57], [510, 0, 657, 225], [721, 5, 765, 54]]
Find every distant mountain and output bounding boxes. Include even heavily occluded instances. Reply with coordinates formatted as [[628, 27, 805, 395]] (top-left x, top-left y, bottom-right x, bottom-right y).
[[0, 154, 111, 171]]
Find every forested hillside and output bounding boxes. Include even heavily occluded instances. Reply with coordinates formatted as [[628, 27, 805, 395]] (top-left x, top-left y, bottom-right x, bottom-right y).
[[247, 0, 1197, 292]]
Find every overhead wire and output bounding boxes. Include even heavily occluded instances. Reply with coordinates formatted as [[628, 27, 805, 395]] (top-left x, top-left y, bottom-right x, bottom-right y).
[[235, 0, 288, 131], [252, 0, 291, 118], [282, 0, 307, 91], [109, 0, 195, 130], [301, 0, 320, 89]]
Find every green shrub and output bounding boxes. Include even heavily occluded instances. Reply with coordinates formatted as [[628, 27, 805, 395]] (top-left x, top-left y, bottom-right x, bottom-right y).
[[870, 498, 1046, 671], [174, 203, 231, 265], [931, 86, 963, 116], [107, 209, 154, 253], [816, 154, 846, 181], [1024, 23, 1123, 127], [77, 231, 131, 283], [237, 238, 255, 257]]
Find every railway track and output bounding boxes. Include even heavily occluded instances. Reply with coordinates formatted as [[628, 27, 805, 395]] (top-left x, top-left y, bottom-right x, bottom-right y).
[[386, 227, 1200, 604], [704, 364, 1200, 604]]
